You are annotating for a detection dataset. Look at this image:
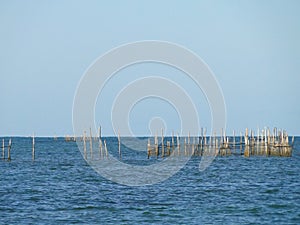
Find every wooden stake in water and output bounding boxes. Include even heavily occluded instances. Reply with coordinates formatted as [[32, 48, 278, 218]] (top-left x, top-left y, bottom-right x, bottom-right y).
[[32, 134, 35, 161], [184, 137, 187, 156], [161, 128, 164, 158], [147, 138, 151, 159], [2, 139, 4, 160], [104, 140, 108, 158], [245, 128, 249, 145], [200, 127, 203, 147], [155, 133, 158, 158], [118, 131, 121, 159], [7, 139, 12, 161], [99, 139, 103, 159], [89, 127, 93, 160], [98, 126, 101, 140], [204, 128, 207, 146], [167, 141, 170, 155], [177, 133, 180, 155], [171, 131, 174, 150], [83, 131, 87, 160], [233, 130, 236, 152]]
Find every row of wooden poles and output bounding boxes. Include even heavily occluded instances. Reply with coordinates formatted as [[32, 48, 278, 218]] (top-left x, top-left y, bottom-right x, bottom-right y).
[[79, 127, 121, 160], [1, 139, 12, 161], [147, 127, 294, 158], [1, 135, 36, 161], [1, 126, 295, 162]]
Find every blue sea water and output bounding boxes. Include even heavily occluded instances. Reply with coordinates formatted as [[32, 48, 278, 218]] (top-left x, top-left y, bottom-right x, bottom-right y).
[[0, 137, 299, 224]]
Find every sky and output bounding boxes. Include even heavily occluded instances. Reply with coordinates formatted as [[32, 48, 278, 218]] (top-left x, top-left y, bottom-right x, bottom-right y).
[[0, 0, 300, 136]]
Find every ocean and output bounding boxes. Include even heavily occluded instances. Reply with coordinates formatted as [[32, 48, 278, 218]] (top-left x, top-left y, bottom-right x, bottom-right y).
[[0, 137, 299, 224]]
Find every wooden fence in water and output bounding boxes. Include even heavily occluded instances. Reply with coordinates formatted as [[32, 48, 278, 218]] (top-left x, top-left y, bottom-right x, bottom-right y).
[[147, 128, 294, 158], [1, 127, 294, 161]]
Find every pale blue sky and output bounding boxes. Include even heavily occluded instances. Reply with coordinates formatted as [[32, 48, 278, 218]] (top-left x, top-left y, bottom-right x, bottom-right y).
[[0, 0, 299, 136]]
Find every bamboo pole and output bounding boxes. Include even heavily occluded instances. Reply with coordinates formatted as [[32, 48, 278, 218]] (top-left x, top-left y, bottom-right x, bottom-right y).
[[184, 137, 187, 156], [32, 134, 35, 161], [118, 131, 121, 159], [89, 127, 93, 160], [204, 128, 207, 146], [200, 127, 203, 148], [161, 128, 164, 158], [7, 139, 11, 161], [213, 131, 216, 147], [240, 132, 242, 154], [99, 126, 101, 140], [83, 131, 87, 160], [99, 139, 103, 159], [191, 137, 196, 155], [216, 138, 219, 155], [244, 145, 250, 157], [155, 133, 158, 158], [245, 128, 249, 145], [104, 140, 108, 158], [177, 133, 180, 155], [171, 131, 174, 150], [2, 139, 4, 160], [267, 128, 270, 145], [147, 138, 151, 159], [233, 130, 236, 152]]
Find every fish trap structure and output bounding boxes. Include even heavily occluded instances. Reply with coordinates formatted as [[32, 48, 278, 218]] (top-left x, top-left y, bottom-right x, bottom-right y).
[[146, 128, 294, 158]]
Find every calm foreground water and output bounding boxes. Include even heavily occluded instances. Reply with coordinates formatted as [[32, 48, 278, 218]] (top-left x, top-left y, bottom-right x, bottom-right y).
[[0, 137, 299, 224]]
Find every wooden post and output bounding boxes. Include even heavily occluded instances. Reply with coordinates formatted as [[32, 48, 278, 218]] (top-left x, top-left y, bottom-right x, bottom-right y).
[[32, 134, 35, 161], [99, 139, 103, 159], [104, 140, 108, 158], [2, 139, 4, 160], [200, 127, 203, 148], [264, 128, 267, 146], [223, 130, 226, 146], [245, 128, 249, 145], [233, 130, 236, 152], [161, 128, 164, 158], [267, 128, 270, 145], [244, 145, 250, 157], [155, 133, 158, 158], [177, 133, 180, 155], [118, 131, 121, 159], [167, 141, 170, 156], [83, 131, 87, 160], [7, 139, 11, 161], [171, 131, 175, 150], [192, 137, 195, 155], [147, 138, 151, 159], [204, 128, 207, 146], [215, 138, 219, 156], [89, 127, 93, 160], [184, 137, 187, 156], [240, 132, 242, 154], [98, 126, 101, 140]]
